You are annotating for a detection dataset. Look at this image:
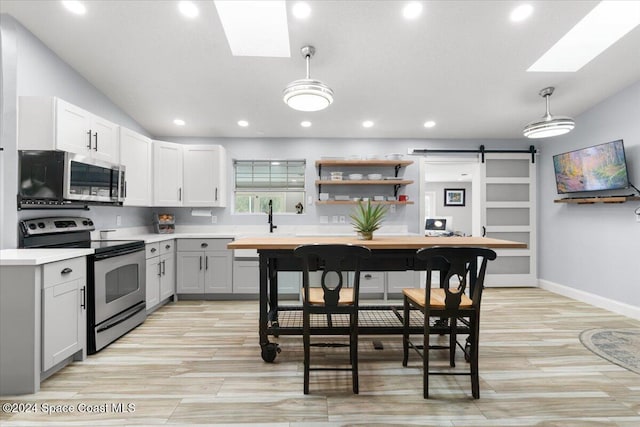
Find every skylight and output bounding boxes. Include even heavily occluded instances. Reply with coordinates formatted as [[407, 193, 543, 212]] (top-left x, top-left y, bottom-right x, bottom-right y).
[[528, 1, 640, 72], [214, 0, 291, 57]]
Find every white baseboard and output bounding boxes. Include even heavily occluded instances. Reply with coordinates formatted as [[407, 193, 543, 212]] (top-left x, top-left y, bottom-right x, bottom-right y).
[[538, 279, 640, 321]]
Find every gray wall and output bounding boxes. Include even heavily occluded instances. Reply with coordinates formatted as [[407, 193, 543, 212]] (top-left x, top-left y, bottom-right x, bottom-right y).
[[538, 80, 640, 307], [425, 181, 472, 235]]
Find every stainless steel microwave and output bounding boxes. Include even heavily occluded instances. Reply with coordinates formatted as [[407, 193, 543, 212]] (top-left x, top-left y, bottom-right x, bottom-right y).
[[18, 150, 125, 206]]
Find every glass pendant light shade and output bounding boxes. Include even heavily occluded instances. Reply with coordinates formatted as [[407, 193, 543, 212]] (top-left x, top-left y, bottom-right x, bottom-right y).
[[523, 87, 575, 139], [284, 46, 334, 112]]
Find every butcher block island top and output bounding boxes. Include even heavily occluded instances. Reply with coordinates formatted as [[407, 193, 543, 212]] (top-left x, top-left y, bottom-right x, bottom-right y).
[[227, 235, 527, 250]]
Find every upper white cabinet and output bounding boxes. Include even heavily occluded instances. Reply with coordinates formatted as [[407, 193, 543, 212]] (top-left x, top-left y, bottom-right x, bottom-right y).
[[19, 97, 119, 164], [152, 142, 228, 208], [152, 140, 184, 206], [183, 145, 227, 207], [120, 127, 152, 206]]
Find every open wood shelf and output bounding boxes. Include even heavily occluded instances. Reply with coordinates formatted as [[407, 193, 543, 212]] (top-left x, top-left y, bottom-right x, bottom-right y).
[[315, 159, 413, 167], [316, 200, 414, 205], [315, 179, 414, 185], [554, 196, 640, 204]]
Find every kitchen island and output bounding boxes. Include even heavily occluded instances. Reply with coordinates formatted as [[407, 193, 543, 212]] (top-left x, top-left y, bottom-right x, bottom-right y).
[[228, 235, 526, 362]]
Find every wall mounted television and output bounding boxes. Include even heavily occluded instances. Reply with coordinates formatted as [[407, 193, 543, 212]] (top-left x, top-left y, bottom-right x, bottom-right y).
[[553, 139, 630, 194]]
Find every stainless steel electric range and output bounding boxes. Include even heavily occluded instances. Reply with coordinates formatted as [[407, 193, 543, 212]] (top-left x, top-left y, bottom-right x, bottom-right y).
[[19, 217, 146, 354]]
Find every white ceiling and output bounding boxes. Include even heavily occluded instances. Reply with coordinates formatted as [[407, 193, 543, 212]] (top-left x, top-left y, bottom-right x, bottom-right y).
[[2, 0, 639, 140]]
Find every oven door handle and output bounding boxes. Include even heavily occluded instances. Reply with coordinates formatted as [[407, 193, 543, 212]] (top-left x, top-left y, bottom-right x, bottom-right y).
[[96, 302, 146, 333], [93, 245, 144, 260]]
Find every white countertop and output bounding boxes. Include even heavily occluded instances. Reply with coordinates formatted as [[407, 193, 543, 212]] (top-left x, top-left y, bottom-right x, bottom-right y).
[[1, 226, 412, 266], [0, 248, 95, 266]]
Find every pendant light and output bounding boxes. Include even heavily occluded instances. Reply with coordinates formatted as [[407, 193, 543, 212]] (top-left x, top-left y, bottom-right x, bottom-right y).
[[283, 46, 334, 112], [523, 87, 575, 139]]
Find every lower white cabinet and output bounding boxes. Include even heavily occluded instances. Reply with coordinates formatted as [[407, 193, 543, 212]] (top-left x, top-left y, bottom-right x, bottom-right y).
[[41, 257, 86, 372], [0, 256, 87, 395], [145, 240, 176, 312], [386, 271, 421, 295], [176, 239, 233, 295]]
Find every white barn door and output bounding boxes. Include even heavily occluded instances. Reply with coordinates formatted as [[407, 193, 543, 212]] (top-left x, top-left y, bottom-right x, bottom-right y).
[[481, 153, 537, 287]]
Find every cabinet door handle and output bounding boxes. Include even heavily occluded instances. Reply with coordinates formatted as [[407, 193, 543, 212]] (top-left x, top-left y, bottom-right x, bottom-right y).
[[165, 244, 171, 250], [87, 130, 92, 149], [150, 247, 157, 253], [205, 256, 208, 270], [201, 243, 208, 248], [61, 267, 73, 275], [162, 260, 166, 275], [124, 180, 127, 198], [80, 286, 86, 309], [215, 187, 218, 201], [93, 132, 98, 151], [482, 226, 486, 237], [364, 274, 372, 279], [199, 256, 202, 270], [158, 262, 162, 276], [179, 188, 182, 201]]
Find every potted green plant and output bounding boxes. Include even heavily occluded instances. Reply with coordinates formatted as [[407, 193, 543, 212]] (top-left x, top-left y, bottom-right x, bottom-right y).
[[350, 200, 387, 240]]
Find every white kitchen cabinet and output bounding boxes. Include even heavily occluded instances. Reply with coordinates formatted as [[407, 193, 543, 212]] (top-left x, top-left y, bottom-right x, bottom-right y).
[[232, 259, 258, 294], [152, 140, 184, 206], [176, 239, 233, 296], [1, 256, 88, 395], [183, 145, 227, 207], [41, 257, 87, 371], [145, 241, 176, 312], [120, 127, 152, 206], [386, 271, 421, 296], [18, 97, 119, 164]]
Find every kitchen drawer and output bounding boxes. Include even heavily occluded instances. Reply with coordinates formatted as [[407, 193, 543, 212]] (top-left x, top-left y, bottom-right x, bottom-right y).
[[359, 271, 384, 293], [159, 239, 175, 255], [177, 238, 232, 252], [43, 256, 86, 288], [145, 243, 160, 259]]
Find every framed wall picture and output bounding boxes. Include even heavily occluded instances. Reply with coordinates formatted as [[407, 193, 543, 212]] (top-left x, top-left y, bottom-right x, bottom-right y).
[[444, 188, 465, 206]]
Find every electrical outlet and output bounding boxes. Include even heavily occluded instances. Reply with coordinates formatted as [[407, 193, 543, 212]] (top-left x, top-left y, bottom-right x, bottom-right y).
[[320, 216, 329, 224], [211, 215, 217, 224], [332, 215, 339, 223], [116, 215, 122, 226], [339, 215, 346, 224], [390, 204, 396, 214]]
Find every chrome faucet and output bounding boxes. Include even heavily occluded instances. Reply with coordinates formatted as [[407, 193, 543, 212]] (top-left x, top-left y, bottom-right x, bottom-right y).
[[268, 199, 277, 233]]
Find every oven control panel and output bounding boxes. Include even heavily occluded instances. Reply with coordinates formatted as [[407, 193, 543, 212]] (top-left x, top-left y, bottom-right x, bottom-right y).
[[20, 217, 95, 236]]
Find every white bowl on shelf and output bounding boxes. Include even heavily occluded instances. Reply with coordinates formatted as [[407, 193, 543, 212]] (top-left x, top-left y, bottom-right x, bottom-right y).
[[385, 153, 403, 160], [367, 173, 382, 180], [373, 195, 385, 201], [335, 195, 350, 201], [319, 193, 329, 201], [348, 173, 363, 180]]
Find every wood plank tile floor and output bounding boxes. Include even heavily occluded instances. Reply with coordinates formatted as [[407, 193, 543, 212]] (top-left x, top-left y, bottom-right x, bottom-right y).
[[2, 288, 639, 426]]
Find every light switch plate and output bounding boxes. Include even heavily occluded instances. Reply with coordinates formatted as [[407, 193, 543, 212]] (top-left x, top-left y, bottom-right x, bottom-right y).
[[339, 216, 346, 224], [320, 216, 329, 224], [116, 215, 122, 226], [211, 215, 217, 224], [332, 215, 339, 223]]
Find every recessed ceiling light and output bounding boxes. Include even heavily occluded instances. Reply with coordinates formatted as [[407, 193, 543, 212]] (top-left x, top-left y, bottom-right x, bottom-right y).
[[300, 120, 312, 128], [528, 1, 640, 72], [292, 2, 311, 19], [423, 120, 436, 128], [362, 120, 374, 128], [214, 0, 290, 57], [178, 1, 199, 18], [402, 2, 423, 20], [237, 120, 249, 127], [61, 1, 86, 15], [173, 119, 186, 126], [510, 4, 533, 22]]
